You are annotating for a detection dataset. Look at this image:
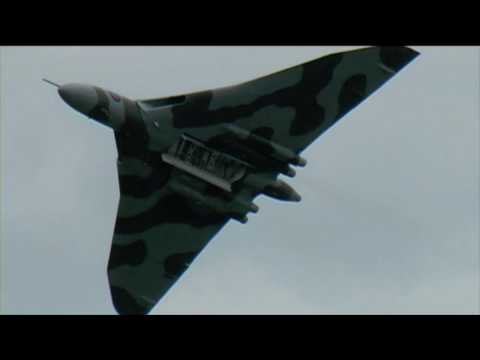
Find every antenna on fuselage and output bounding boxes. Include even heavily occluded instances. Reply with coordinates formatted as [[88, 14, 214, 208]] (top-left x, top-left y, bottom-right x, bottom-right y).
[[42, 78, 61, 88]]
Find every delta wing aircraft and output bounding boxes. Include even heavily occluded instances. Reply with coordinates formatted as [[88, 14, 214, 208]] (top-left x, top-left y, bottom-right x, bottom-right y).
[[46, 46, 419, 314]]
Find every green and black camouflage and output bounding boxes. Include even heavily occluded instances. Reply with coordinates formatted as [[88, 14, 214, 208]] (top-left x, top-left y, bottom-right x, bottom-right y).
[[55, 46, 419, 315]]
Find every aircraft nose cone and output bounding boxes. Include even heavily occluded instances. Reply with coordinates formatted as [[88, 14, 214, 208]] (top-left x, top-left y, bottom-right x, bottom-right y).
[[58, 83, 98, 115]]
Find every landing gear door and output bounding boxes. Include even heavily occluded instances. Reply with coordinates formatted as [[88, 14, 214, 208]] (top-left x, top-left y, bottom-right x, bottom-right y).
[[162, 134, 251, 192]]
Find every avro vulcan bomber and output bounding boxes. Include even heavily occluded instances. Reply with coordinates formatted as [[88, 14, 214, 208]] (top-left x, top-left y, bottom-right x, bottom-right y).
[[47, 46, 419, 314]]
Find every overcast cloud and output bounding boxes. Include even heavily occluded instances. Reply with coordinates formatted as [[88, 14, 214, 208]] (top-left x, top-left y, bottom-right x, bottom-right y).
[[1, 46, 478, 314]]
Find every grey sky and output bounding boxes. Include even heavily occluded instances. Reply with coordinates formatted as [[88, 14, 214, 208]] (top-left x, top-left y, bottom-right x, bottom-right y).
[[1, 46, 478, 314]]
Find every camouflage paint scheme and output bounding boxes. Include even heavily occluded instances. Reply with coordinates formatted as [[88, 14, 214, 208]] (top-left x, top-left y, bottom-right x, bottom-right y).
[[56, 46, 419, 315]]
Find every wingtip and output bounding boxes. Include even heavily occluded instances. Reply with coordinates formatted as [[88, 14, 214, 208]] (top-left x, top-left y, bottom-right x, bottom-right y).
[[110, 286, 152, 315], [379, 46, 420, 73], [404, 46, 421, 58]]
